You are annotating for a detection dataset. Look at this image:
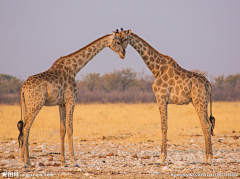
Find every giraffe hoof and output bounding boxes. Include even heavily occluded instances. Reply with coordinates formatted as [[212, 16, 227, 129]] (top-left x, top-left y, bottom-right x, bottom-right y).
[[204, 163, 211, 166], [204, 160, 212, 165], [158, 162, 165, 166], [61, 160, 68, 167], [27, 162, 32, 167], [157, 160, 165, 166], [62, 163, 68, 167], [73, 164, 80, 168], [21, 164, 28, 168], [204, 157, 212, 165], [157, 153, 166, 165]]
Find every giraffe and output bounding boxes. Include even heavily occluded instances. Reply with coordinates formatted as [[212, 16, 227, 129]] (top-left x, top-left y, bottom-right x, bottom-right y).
[[118, 29, 215, 165], [17, 30, 125, 168]]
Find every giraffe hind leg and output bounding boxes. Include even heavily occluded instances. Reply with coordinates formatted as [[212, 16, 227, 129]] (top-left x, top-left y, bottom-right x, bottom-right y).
[[59, 105, 67, 167], [65, 102, 79, 167], [192, 100, 213, 164], [20, 103, 44, 167]]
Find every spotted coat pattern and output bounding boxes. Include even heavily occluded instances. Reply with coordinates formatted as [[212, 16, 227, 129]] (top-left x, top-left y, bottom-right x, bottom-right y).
[[119, 29, 215, 165], [18, 32, 125, 168]]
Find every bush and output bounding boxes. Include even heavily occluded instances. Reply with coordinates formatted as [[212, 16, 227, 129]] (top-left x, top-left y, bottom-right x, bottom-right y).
[[1, 70, 240, 104]]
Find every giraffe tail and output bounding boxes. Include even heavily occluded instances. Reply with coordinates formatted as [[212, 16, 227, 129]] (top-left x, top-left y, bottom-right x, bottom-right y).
[[209, 84, 215, 136], [17, 90, 25, 148]]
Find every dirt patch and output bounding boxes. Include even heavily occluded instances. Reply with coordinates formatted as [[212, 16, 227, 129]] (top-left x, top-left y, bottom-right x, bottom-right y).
[[0, 134, 239, 178]]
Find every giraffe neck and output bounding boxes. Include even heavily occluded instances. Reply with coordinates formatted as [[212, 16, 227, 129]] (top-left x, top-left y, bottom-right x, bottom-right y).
[[129, 33, 180, 78], [51, 34, 112, 78]]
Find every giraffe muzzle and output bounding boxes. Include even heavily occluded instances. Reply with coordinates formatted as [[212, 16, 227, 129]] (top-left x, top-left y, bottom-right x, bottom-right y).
[[120, 49, 126, 59]]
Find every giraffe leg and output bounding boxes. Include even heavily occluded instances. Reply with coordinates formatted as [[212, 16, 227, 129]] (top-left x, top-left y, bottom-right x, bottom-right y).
[[20, 111, 41, 167], [19, 136, 27, 168], [19, 100, 44, 168], [66, 102, 79, 167], [192, 100, 212, 164], [20, 117, 33, 168], [25, 132, 31, 167], [157, 100, 168, 165], [59, 105, 67, 167]]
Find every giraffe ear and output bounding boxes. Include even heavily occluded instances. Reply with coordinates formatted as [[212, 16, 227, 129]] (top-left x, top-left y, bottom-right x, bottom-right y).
[[127, 30, 132, 35], [112, 31, 116, 34]]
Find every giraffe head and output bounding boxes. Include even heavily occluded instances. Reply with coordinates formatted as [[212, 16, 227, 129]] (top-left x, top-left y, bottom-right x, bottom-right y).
[[119, 28, 132, 56], [109, 29, 128, 59]]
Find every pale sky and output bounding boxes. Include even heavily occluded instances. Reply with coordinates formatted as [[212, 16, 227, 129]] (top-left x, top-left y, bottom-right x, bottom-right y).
[[0, 0, 240, 80]]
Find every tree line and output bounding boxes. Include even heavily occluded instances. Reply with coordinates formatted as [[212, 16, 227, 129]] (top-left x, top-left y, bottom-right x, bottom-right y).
[[0, 69, 240, 104]]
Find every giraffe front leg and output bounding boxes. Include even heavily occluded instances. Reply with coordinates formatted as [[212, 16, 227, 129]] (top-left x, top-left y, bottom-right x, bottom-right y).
[[157, 101, 168, 165], [66, 103, 79, 167], [59, 105, 67, 167]]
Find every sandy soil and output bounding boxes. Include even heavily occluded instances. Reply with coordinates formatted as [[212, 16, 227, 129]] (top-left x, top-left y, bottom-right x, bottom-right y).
[[0, 134, 239, 178]]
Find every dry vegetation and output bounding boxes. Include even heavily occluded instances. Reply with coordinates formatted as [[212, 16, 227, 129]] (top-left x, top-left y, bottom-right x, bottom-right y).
[[0, 102, 239, 145], [0, 102, 239, 178], [1, 71, 240, 104]]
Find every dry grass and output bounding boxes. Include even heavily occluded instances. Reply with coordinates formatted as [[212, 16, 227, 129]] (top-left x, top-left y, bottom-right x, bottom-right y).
[[0, 102, 239, 145]]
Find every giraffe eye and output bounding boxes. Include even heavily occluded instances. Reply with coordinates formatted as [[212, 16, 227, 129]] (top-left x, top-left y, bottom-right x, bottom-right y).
[[124, 38, 128, 41], [116, 42, 120, 45]]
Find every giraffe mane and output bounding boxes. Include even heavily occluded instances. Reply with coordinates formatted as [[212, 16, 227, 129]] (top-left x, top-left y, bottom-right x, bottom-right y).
[[51, 34, 111, 68], [131, 33, 180, 68], [131, 33, 211, 84], [61, 34, 111, 59]]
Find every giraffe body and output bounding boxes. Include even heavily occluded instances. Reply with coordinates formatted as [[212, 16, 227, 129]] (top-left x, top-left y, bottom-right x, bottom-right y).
[[119, 29, 215, 165], [18, 32, 125, 168]]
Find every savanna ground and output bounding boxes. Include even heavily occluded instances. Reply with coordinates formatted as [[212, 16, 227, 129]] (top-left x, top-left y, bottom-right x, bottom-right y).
[[0, 102, 239, 178]]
